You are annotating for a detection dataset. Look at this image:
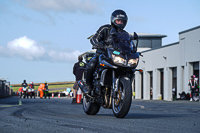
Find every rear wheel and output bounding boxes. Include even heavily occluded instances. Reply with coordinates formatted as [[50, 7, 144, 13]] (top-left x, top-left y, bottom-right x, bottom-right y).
[[83, 95, 100, 115], [112, 77, 132, 118]]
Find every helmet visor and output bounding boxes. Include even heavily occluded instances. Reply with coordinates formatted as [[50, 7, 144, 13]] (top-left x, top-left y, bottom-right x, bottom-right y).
[[112, 16, 127, 29]]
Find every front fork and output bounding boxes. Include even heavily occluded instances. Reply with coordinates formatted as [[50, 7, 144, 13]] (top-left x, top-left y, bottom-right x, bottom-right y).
[[112, 70, 119, 98]]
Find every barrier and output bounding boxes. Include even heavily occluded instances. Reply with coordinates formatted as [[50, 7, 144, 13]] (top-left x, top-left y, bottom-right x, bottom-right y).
[[76, 88, 82, 103]]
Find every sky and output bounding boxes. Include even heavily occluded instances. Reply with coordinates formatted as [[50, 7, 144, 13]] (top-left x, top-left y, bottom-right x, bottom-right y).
[[0, 0, 199, 84]]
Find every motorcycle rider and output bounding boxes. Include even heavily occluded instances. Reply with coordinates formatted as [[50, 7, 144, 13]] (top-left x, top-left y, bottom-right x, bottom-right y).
[[28, 82, 34, 89], [21, 80, 28, 98], [28, 82, 35, 98], [44, 81, 48, 90], [80, 9, 129, 94], [44, 81, 50, 99], [22, 80, 28, 88]]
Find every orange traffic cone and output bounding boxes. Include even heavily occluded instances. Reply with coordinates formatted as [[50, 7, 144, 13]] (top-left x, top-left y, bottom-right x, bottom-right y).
[[52, 93, 54, 98], [76, 88, 82, 104], [58, 93, 60, 98]]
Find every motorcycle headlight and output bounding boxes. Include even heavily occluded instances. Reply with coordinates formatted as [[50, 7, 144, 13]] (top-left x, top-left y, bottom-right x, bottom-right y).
[[112, 55, 126, 65], [128, 58, 139, 67]]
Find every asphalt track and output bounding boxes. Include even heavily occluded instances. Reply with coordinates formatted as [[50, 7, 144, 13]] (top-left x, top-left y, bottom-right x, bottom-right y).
[[0, 96, 200, 133]]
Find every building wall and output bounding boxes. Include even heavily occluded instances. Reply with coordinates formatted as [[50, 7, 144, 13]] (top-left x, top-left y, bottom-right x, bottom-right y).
[[135, 26, 200, 101]]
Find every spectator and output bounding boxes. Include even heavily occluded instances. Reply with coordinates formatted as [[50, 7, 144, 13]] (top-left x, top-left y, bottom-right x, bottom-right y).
[[38, 83, 45, 99], [188, 75, 198, 101], [72, 56, 86, 104]]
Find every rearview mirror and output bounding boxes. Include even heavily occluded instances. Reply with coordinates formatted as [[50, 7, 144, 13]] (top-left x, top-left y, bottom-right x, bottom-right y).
[[133, 32, 138, 40]]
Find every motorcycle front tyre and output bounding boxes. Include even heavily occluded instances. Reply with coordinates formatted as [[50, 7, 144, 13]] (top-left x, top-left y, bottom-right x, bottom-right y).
[[83, 95, 100, 115], [112, 78, 132, 118]]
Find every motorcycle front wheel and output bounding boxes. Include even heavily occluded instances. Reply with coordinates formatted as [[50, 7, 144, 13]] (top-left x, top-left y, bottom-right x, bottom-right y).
[[112, 77, 132, 118], [83, 95, 100, 115]]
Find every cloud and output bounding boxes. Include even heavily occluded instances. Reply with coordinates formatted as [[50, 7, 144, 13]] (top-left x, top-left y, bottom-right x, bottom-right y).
[[0, 36, 81, 62], [48, 50, 81, 62], [18, 0, 101, 14], [6, 36, 45, 60]]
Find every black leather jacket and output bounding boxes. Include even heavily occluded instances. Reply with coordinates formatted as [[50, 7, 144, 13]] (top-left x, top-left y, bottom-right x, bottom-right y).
[[73, 61, 86, 81], [22, 82, 28, 87], [90, 24, 129, 54]]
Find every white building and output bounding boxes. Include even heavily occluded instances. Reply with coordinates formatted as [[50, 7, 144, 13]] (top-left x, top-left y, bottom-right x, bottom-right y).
[[133, 25, 200, 101]]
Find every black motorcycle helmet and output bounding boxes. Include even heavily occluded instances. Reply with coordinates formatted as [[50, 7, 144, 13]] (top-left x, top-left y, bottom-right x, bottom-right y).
[[111, 9, 128, 30]]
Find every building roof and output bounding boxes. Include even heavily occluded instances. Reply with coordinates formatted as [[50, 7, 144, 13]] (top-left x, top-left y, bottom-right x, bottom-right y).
[[141, 42, 179, 53], [179, 25, 200, 34], [88, 33, 167, 39]]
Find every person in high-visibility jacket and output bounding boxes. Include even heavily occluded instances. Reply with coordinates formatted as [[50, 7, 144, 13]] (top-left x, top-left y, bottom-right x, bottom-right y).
[[38, 83, 46, 98]]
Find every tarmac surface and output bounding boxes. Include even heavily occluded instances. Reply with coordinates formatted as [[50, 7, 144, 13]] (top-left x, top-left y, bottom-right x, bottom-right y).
[[0, 96, 200, 133]]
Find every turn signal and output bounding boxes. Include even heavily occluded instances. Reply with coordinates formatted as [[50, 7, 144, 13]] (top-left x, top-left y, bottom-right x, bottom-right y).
[[139, 69, 143, 72], [100, 63, 105, 66]]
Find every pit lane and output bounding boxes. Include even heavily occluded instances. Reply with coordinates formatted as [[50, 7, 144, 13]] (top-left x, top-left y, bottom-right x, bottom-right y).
[[0, 96, 199, 133]]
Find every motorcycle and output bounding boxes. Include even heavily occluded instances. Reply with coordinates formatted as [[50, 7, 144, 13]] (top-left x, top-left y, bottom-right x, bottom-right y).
[[79, 29, 142, 118], [27, 87, 35, 99], [43, 88, 50, 99], [20, 87, 28, 98]]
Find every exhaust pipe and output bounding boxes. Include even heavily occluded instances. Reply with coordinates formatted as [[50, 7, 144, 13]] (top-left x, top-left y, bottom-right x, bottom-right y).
[[78, 80, 93, 99]]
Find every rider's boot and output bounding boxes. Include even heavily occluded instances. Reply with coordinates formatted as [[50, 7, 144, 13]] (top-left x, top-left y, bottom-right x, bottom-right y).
[[78, 80, 91, 94]]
